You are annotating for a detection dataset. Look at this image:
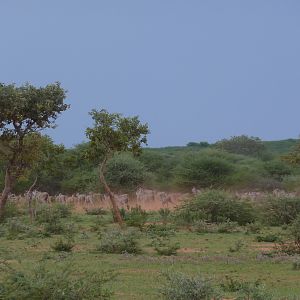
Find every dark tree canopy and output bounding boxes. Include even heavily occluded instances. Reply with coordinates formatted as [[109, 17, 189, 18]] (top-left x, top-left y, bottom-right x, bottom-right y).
[[215, 135, 266, 157]]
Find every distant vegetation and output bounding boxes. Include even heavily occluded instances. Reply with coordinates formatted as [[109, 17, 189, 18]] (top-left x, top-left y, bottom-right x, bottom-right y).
[[1, 136, 300, 195]]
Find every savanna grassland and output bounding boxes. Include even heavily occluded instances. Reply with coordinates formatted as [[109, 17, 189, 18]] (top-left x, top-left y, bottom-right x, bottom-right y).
[[1, 190, 300, 300]]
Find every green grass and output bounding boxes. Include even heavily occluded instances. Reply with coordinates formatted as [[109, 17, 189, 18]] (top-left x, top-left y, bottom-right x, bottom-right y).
[[1, 212, 300, 299]]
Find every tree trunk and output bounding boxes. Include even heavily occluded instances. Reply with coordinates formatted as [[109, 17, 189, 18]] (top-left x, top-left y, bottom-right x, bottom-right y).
[[99, 159, 124, 227], [0, 168, 13, 220]]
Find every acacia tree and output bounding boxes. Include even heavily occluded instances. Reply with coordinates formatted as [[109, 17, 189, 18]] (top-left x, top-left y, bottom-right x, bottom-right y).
[[86, 109, 149, 226], [0, 82, 68, 219]]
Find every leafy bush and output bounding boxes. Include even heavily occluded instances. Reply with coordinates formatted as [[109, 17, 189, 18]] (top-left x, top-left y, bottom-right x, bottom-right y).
[[263, 196, 300, 225], [292, 258, 300, 270], [215, 135, 266, 157], [85, 207, 107, 215], [0, 261, 113, 299], [175, 153, 234, 188], [5, 219, 32, 240], [159, 208, 171, 224], [235, 281, 273, 300], [217, 220, 239, 233], [245, 222, 262, 234], [145, 224, 176, 238], [51, 238, 74, 252], [125, 207, 148, 229], [97, 228, 141, 254], [152, 237, 180, 256], [2, 202, 22, 219], [263, 160, 291, 181], [160, 271, 222, 300], [175, 190, 255, 226], [256, 234, 280, 243], [106, 153, 147, 193], [229, 240, 244, 253]]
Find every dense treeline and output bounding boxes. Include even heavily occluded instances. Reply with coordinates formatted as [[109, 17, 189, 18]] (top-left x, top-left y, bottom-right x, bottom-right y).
[[1, 136, 300, 195]]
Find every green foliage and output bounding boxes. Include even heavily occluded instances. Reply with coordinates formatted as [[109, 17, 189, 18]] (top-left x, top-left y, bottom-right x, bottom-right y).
[[153, 237, 180, 256], [86, 109, 149, 161], [263, 196, 300, 225], [51, 238, 74, 252], [0, 261, 113, 299], [175, 153, 234, 188], [175, 190, 256, 226], [106, 153, 147, 192], [256, 234, 280, 243], [97, 227, 141, 254], [263, 160, 292, 181], [160, 271, 222, 300], [229, 240, 244, 253], [35, 204, 72, 235], [235, 281, 273, 300], [124, 207, 148, 229], [145, 224, 176, 238], [215, 135, 266, 157], [292, 258, 300, 270], [85, 207, 107, 215]]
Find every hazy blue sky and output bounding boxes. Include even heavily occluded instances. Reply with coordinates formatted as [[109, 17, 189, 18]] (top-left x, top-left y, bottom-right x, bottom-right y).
[[1, 1, 300, 147]]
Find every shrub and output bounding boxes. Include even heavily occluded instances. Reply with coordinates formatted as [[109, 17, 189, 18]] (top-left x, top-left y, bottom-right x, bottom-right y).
[[152, 237, 180, 256], [106, 153, 147, 193], [125, 207, 148, 229], [175, 153, 234, 188], [235, 281, 273, 300], [292, 258, 300, 270], [0, 261, 113, 299], [2, 202, 22, 219], [51, 238, 74, 252], [159, 208, 171, 224], [263, 160, 291, 181], [145, 224, 176, 238], [229, 240, 244, 253], [5, 219, 32, 240], [217, 220, 239, 233], [256, 234, 280, 243], [175, 190, 255, 226], [97, 228, 141, 254], [160, 271, 222, 300], [245, 222, 262, 234], [215, 135, 266, 157], [263, 196, 300, 225], [85, 207, 107, 215]]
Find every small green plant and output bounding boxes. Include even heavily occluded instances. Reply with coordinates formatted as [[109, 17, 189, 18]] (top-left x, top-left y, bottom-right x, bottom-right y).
[[292, 258, 300, 270], [5, 219, 31, 240], [153, 237, 180, 256], [159, 208, 171, 224], [229, 240, 244, 253], [217, 220, 239, 233], [235, 281, 273, 300], [145, 224, 176, 238], [97, 227, 141, 254], [125, 207, 148, 229], [245, 222, 262, 234], [85, 207, 107, 215], [160, 271, 222, 300], [0, 260, 114, 299], [256, 234, 280, 243], [51, 238, 74, 252]]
